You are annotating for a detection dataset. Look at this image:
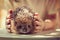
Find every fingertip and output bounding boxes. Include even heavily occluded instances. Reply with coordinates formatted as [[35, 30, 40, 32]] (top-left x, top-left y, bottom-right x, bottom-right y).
[[34, 16, 37, 18], [34, 13, 39, 16], [35, 21, 39, 23], [34, 21, 40, 25], [6, 14, 11, 19]]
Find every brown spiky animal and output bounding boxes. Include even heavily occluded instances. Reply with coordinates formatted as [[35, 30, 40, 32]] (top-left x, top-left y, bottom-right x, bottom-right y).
[[6, 6, 35, 34], [13, 6, 34, 34]]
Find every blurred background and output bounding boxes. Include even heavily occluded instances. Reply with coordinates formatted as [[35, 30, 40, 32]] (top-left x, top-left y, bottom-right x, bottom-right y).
[[0, 0, 60, 30]]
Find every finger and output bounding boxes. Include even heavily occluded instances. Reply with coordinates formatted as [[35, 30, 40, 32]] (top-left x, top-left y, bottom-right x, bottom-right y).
[[34, 26, 41, 33], [34, 21, 40, 26], [34, 16, 40, 21], [34, 16, 38, 19], [34, 15, 40, 20], [6, 25, 11, 29], [6, 14, 11, 19], [35, 26, 41, 30], [6, 19, 11, 23]]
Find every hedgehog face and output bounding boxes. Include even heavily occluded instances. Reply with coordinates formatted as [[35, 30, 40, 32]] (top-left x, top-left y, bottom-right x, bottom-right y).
[[12, 6, 34, 34]]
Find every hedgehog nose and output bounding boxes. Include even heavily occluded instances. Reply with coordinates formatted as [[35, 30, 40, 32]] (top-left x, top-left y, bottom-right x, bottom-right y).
[[22, 25, 27, 32], [21, 24, 26, 29]]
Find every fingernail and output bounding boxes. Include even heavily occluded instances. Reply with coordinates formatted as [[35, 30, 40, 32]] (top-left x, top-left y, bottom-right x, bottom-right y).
[[34, 13, 39, 16]]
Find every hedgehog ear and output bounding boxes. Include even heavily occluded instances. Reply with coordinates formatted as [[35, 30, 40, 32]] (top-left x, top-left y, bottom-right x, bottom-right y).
[[9, 9, 13, 14]]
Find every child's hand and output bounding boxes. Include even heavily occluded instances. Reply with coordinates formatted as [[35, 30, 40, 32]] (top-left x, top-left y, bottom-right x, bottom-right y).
[[33, 13, 44, 33]]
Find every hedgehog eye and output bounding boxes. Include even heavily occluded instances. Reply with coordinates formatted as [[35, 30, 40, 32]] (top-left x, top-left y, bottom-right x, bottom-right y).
[[17, 25, 22, 29], [28, 25, 31, 28]]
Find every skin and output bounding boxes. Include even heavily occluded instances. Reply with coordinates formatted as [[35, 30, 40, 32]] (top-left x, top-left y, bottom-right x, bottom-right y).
[[33, 13, 45, 33], [34, 13, 55, 31]]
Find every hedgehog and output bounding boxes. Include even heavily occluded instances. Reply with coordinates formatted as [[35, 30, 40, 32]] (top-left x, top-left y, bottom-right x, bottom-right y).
[[13, 6, 35, 34]]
